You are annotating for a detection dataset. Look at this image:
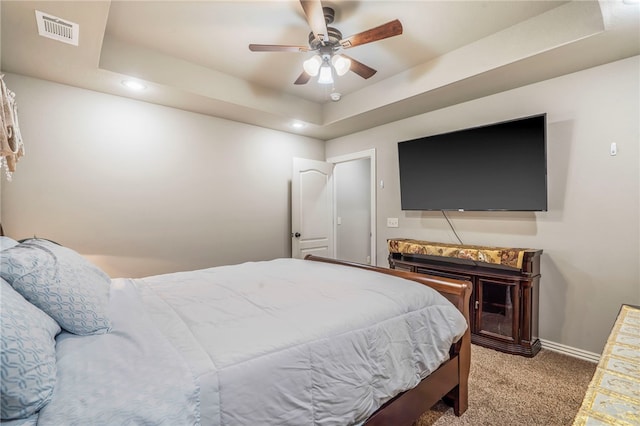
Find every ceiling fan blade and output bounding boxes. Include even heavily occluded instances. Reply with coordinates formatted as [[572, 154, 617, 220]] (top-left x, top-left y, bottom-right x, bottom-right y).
[[300, 0, 328, 45], [339, 19, 403, 49], [341, 54, 377, 79], [294, 71, 312, 85], [249, 44, 309, 52]]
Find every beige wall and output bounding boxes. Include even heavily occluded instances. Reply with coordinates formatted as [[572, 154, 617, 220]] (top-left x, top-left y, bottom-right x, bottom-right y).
[[326, 56, 640, 355], [0, 74, 325, 278]]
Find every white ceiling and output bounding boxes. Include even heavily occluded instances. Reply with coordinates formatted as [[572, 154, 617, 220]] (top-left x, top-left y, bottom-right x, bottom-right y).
[[1, 1, 639, 139]]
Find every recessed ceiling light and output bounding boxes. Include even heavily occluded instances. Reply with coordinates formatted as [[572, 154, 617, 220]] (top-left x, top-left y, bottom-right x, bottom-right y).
[[121, 80, 146, 91], [291, 121, 306, 129]]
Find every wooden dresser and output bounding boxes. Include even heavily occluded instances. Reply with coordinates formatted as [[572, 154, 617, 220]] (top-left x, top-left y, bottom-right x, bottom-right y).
[[388, 239, 542, 357]]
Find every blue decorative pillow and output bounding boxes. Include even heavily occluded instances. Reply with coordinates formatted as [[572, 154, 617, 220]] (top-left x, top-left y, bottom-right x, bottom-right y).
[[0, 278, 61, 420], [0, 236, 19, 251], [0, 239, 112, 335]]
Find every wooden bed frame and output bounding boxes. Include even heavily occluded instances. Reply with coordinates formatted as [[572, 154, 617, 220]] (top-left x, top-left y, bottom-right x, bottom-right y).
[[305, 255, 472, 425]]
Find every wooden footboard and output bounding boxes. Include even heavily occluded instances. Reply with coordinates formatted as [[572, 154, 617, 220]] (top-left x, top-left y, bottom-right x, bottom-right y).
[[304, 255, 472, 424]]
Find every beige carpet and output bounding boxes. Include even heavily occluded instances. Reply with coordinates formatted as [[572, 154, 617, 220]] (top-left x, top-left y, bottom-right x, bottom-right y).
[[416, 345, 597, 426]]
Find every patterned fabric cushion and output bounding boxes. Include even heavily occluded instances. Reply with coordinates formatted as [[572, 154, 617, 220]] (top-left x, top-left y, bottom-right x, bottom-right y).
[[0, 239, 112, 335], [0, 278, 61, 420], [0, 236, 19, 250]]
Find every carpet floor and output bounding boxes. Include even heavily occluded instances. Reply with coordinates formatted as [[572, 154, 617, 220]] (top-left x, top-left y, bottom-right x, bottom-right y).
[[416, 344, 597, 426]]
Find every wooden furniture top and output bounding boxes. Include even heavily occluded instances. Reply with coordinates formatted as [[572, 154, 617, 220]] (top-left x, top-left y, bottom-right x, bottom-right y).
[[388, 238, 542, 274]]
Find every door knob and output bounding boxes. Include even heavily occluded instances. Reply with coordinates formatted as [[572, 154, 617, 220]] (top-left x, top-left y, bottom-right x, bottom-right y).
[[293, 232, 301, 238]]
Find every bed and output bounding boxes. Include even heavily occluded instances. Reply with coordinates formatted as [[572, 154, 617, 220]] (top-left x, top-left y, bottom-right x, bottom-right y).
[[0, 237, 471, 425]]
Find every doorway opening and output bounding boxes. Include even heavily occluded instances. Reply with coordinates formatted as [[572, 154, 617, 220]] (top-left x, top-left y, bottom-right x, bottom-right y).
[[327, 149, 376, 265]]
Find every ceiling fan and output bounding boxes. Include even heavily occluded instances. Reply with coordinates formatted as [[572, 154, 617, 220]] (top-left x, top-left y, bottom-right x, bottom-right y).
[[249, 0, 403, 85]]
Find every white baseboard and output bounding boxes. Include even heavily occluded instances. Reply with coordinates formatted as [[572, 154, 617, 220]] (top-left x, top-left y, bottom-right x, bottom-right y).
[[540, 339, 600, 363]]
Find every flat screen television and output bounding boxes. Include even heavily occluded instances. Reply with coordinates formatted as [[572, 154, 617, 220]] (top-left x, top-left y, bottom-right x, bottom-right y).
[[398, 114, 547, 211]]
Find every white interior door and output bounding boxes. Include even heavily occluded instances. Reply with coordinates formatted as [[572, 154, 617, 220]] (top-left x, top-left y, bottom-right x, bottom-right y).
[[291, 158, 334, 259]]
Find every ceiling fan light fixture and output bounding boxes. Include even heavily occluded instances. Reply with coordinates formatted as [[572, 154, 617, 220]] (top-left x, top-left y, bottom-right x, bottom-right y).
[[318, 64, 334, 84], [249, 4, 403, 86], [332, 55, 351, 76], [303, 55, 322, 76]]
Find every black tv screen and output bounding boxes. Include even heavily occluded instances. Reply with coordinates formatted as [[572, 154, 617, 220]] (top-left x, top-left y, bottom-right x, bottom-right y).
[[398, 114, 547, 211]]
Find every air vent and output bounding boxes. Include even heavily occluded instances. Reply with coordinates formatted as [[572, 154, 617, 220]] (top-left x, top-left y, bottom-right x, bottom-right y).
[[35, 10, 79, 46]]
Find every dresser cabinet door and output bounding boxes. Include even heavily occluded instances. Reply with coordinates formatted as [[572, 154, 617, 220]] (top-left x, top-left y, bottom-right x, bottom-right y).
[[475, 278, 520, 343]]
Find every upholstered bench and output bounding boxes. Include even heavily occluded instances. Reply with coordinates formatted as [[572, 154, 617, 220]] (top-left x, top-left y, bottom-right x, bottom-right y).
[[573, 304, 640, 425]]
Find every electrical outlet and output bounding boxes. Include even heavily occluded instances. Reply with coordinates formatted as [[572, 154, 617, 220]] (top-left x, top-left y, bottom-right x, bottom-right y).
[[387, 217, 399, 228]]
